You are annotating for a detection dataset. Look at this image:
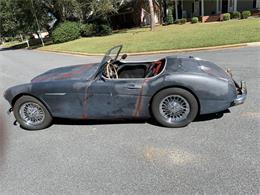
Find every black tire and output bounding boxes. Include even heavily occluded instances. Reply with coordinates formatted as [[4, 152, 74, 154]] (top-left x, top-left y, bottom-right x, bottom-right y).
[[151, 88, 198, 128], [13, 95, 52, 130]]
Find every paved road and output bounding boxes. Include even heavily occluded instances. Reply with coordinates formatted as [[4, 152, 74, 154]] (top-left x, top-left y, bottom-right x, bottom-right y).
[[0, 47, 259, 194]]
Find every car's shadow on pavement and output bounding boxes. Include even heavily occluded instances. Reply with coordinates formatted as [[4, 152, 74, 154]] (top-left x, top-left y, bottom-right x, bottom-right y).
[[53, 118, 153, 127], [194, 109, 230, 122], [51, 110, 230, 128]]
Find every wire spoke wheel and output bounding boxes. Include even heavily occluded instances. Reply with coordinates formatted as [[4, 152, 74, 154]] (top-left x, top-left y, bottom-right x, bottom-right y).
[[19, 102, 45, 126], [159, 95, 190, 123], [14, 96, 52, 130], [152, 88, 198, 128]]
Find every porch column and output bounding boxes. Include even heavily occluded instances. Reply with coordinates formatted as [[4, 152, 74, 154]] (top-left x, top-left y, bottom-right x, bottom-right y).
[[234, 0, 237, 12], [175, 0, 178, 20], [216, 0, 219, 14], [201, 0, 204, 17]]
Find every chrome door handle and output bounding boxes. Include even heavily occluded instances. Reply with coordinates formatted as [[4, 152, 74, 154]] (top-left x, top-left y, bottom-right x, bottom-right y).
[[127, 84, 142, 89]]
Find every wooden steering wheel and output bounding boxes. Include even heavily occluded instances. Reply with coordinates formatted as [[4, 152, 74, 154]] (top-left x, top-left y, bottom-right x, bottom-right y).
[[104, 60, 118, 79]]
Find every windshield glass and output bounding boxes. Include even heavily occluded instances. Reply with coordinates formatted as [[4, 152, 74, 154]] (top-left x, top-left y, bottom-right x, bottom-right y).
[[100, 45, 122, 65]]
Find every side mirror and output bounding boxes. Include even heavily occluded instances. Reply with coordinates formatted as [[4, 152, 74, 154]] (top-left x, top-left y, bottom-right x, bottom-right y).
[[120, 54, 127, 60]]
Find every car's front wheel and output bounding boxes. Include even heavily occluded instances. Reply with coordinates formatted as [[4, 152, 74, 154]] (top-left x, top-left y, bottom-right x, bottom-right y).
[[13, 95, 52, 130], [152, 88, 198, 128]]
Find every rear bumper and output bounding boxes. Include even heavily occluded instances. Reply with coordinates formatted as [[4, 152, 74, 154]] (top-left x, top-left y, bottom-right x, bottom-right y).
[[231, 80, 247, 106]]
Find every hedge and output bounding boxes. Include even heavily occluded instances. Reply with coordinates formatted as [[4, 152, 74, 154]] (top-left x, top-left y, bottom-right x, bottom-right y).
[[52, 21, 80, 43]]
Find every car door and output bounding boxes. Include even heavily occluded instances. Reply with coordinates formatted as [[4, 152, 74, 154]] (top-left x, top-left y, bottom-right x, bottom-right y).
[[85, 77, 148, 119], [83, 76, 150, 119], [83, 78, 114, 118], [107, 78, 148, 118]]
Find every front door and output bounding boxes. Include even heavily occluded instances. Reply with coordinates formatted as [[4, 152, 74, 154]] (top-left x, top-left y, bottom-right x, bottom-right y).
[[253, 0, 257, 8], [109, 79, 145, 118], [193, 0, 200, 16], [85, 77, 147, 119], [83, 78, 114, 118], [222, 0, 228, 13], [177, 1, 183, 19]]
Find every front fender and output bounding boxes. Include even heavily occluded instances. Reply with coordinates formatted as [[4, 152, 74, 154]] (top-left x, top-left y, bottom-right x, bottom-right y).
[[3, 83, 32, 106]]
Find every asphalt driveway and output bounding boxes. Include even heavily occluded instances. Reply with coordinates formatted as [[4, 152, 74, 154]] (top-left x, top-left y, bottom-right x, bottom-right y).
[[0, 46, 259, 194]]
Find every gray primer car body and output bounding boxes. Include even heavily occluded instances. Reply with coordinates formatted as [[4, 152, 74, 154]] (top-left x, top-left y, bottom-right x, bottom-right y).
[[4, 46, 247, 121]]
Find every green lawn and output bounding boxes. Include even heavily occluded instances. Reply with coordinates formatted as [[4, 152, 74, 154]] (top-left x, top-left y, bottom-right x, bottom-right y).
[[40, 18, 260, 54]]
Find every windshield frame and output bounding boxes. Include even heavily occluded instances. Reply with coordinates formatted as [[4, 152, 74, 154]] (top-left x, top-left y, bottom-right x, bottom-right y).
[[100, 45, 123, 65], [94, 45, 123, 79]]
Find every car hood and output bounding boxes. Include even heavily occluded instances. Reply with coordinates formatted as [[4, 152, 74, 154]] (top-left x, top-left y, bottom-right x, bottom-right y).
[[31, 63, 99, 83]]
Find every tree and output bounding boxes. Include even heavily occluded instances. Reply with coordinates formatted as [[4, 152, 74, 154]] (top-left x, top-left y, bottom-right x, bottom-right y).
[[0, 0, 50, 37], [42, 0, 82, 22], [0, 0, 18, 37], [148, 0, 155, 31], [0, 0, 122, 39], [165, 7, 174, 24], [157, 0, 174, 23], [42, 0, 122, 24]]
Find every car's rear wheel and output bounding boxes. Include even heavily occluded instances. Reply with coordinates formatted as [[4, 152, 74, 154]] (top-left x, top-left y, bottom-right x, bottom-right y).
[[13, 96, 52, 130], [152, 88, 198, 128]]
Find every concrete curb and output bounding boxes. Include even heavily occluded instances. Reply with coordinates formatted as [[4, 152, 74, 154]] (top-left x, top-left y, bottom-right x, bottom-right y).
[[246, 42, 260, 46], [37, 41, 260, 57]]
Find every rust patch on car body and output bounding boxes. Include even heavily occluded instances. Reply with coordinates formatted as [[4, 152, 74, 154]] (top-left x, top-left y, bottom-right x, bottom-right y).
[[81, 81, 95, 119], [133, 78, 151, 117]]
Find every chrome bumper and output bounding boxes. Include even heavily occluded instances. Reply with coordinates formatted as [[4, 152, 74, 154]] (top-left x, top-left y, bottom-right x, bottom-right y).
[[232, 80, 247, 106]]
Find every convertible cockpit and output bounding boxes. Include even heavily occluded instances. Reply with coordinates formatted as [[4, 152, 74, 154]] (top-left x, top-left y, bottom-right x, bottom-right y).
[[102, 58, 166, 79]]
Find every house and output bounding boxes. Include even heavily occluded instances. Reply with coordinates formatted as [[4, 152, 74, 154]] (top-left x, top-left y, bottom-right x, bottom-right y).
[[110, 0, 161, 29], [110, 0, 259, 28], [174, 0, 260, 22]]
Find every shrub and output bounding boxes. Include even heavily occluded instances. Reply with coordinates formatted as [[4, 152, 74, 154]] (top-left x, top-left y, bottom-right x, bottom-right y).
[[181, 18, 187, 24], [231, 11, 241, 19], [223, 13, 231, 21], [97, 24, 112, 36], [165, 8, 174, 24], [242, 10, 251, 19], [191, 17, 199, 24], [176, 18, 187, 25], [175, 19, 182, 24], [52, 21, 80, 43], [80, 23, 97, 37]]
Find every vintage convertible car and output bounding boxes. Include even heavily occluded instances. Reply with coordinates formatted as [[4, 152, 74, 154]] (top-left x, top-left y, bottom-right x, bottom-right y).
[[4, 45, 247, 130]]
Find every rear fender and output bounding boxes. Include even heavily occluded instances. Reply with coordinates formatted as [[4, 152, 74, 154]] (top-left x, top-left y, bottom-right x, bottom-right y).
[[163, 74, 233, 114]]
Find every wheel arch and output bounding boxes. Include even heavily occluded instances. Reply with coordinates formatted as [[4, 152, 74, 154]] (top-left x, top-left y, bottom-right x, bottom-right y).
[[149, 85, 201, 116], [11, 93, 53, 116]]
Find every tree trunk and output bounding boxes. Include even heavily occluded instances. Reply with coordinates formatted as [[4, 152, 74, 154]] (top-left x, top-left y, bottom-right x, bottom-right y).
[[148, 0, 155, 31], [20, 34, 24, 42], [36, 31, 45, 47]]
